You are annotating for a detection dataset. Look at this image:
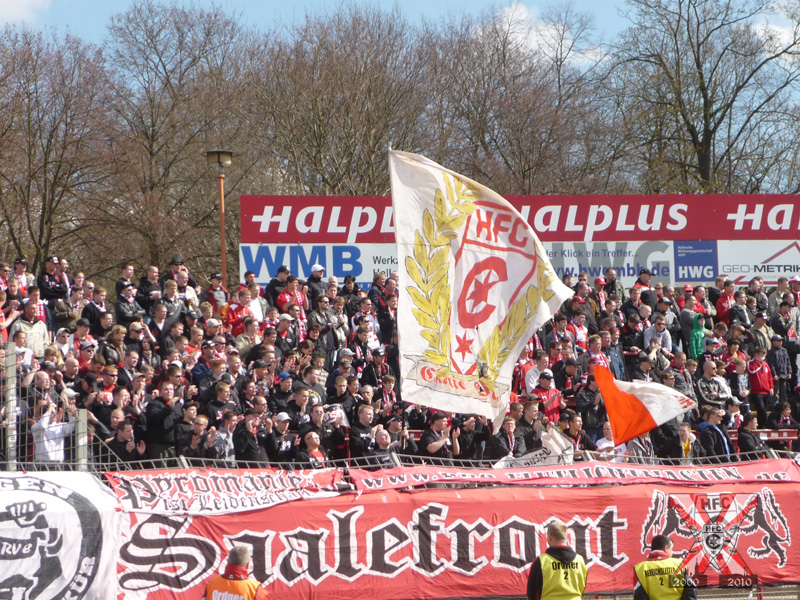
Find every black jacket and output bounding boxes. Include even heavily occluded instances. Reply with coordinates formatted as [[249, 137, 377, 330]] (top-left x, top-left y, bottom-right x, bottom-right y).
[[699, 425, 738, 463], [737, 428, 769, 459], [490, 430, 527, 459]]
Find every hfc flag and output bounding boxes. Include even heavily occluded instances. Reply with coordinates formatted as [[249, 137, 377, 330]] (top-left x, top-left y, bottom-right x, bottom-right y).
[[389, 150, 573, 422]]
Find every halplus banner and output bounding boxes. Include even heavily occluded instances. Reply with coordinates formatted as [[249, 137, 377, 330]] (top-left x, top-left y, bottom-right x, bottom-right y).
[[115, 481, 798, 600], [240, 195, 800, 287]]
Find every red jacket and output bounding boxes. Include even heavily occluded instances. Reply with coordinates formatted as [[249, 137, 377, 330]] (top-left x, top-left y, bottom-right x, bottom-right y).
[[224, 303, 253, 338], [747, 359, 773, 395]]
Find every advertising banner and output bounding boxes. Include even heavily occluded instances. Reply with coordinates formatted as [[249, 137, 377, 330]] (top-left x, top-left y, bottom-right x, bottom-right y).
[[240, 194, 800, 287], [116, 481, 797, 600], [105, 467, 345, 515], [0, 472, 121, 600]]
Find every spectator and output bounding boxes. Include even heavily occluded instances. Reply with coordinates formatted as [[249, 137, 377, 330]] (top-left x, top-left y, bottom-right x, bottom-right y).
[[664, 421, 705, 465], [106, 419, 147, 466], [419, 412, 459, 465], [766, 335, 792, 405], [596, 421, 626, 462], [295, 430, 328, 468], [9, 300, 48, 359], [699, 408, 738, 463], [263, 412, 298, 463], [747, 348, 774, 426], [31, 394, 78, 464], [575, 374, 606, 442], [490, 417, 527, 459], [737, 413, 769, 459]]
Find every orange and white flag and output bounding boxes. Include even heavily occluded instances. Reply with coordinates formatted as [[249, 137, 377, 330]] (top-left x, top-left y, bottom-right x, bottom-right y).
[[389, 150, 572, 422], [594, 365, 696, 446]]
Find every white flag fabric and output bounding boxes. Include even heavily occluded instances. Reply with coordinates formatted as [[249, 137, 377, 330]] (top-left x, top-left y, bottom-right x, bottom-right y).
[[594, 365, 696, 445], [389, 150, 573, 423]]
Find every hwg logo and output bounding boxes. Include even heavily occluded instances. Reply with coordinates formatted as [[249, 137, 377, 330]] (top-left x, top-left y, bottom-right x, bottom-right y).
[[642, 488, 790, 584]]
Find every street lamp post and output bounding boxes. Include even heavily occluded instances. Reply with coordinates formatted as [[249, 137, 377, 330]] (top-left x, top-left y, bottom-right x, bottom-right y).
[[205, 150, 233, 287]]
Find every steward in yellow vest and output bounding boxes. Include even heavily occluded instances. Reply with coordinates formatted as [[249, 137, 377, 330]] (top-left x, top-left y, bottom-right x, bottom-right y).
[[633, 535, 697, 600], [527, 521, 588, 600]]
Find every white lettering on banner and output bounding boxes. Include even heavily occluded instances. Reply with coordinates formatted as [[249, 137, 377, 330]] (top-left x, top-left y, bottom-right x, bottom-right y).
[[246, 202, 697, 242], [252, 205, 291, 233], [212, 592, 245, 600], [727, 204, 764, 230]]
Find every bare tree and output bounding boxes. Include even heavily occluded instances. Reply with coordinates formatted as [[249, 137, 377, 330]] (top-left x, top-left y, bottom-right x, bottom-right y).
[[0, 28, 112, 273], [612, 0, 800, 192], [243, 4, 428, 196]]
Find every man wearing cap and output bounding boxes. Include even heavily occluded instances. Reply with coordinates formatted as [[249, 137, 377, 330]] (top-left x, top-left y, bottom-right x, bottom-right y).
[[306, 264, 327, 306], [13, 258, 30, 295], [269, 372, 295, 414], [634, 268, 657, 311], [274, 313, 298, 356], [264, 412, 299, 463], [749, 311, 774, 354], [115, 281, 145, 327], [266, 265, 291, 308], [589, 276, 608, 318], [767, 334, 792, 405], [630, 353, 655, 382], [199, 272, 229, 313], [37, 255, 68, 303], [160, 256, 197, 289], [534, 370, 566, 424], [420, 412, 460, 464], [360, 345, 394, 389]]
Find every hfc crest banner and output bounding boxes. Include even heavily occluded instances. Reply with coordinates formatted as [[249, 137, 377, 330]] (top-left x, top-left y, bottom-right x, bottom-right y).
[[388, 150, 572, 421]]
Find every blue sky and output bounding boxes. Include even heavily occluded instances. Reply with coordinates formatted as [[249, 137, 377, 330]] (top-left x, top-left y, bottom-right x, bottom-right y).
[[0, 0, 629, 43]]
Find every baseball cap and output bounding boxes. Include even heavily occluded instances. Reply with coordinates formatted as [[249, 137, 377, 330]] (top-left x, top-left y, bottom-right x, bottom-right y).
[[278, 372, 293, 381], [790, 275, 800, 283], [169, 255, 184, 265], [594, 276, 607, 285], [219, 373, 235, 384], [62, 388, 78, 399], [639, 268, 652, 276], [571, 296, 586, 304], [431, 411, 447, 422], [340, 348, 355, 356], [277, 265, 291, 274], [539, 369, 554, 379], [374, 346, 385, 356], [42, 361, 57, 371], [756, 311, 768, 320], [201, 340, 214, 349], [76, 318, 91, 328], [252, 359, 268, 369], [14, 258, 27, 265], [771, 335, 784, 342], [704, 338, 717, 345], [311, 264, 324, 272], [683, 284, 694, 292], [244, 407, 258, 416], [46, 255, 60, 264], [206, 318, 221, 327], [80, 341, 95, 350], [210, 272, 222, 280], [56, 327, 69, 337], [275, 412, 291, 422], [186, 310, 199, 319], [279, 314, 294, 321]]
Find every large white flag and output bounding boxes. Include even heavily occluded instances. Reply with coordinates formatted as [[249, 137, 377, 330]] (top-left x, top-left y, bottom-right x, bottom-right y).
[[389, 150, 573, 422]]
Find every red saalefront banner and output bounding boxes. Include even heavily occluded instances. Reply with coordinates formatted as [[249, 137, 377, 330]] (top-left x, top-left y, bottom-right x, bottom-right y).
[[105, 467, 345, 515], [348, 458, 800, 492], [115, 481, 797, 599]]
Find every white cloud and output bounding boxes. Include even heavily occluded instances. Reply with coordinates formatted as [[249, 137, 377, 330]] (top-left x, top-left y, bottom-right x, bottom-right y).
[[0, 0, 52, 25], [495, 1, 605, 67]]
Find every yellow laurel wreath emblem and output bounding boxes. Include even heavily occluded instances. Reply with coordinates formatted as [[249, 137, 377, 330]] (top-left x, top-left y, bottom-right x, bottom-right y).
[[405, 173, 561, 395]]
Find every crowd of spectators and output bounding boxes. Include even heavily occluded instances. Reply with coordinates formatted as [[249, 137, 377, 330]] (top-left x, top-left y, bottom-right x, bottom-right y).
[[0, 256, 798, 471]]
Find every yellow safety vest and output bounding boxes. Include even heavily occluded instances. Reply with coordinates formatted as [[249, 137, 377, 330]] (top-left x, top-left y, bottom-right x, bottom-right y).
[[539, 552, 588, 600], [633, 557, 686, 600]]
